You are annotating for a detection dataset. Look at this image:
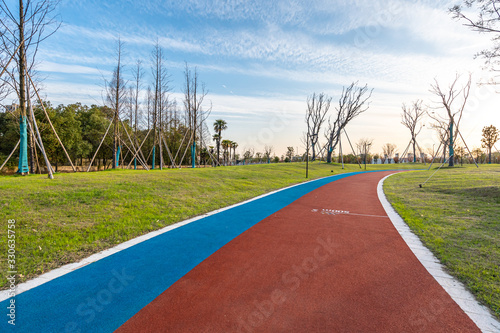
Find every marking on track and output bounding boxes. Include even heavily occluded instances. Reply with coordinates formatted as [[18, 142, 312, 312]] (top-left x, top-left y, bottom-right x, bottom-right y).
[[311, 208, 388, 218]]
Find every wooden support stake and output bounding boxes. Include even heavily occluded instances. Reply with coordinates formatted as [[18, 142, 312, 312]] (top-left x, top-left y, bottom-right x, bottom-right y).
[[87, 120, 113, 172], [0, 140, 20, 171], [29, 103, 53, 179], [26, 72, 76, 172]]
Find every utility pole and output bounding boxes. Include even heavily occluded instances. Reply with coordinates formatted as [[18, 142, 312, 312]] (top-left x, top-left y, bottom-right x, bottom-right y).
[[306, 133, 317, 178], [306, 133, 309, 178]]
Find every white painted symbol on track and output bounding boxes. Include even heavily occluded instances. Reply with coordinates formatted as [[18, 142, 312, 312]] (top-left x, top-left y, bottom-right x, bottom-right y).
[[311, 208, 388, 218], [310, 209, 349, 215]]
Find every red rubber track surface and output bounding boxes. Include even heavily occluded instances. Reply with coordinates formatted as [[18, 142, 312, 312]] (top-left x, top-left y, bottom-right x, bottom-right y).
[[117, 171, 479, 332]]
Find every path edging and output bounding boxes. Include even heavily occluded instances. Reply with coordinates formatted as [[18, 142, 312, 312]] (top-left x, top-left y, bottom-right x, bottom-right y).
[[378, 174, 500, 333]]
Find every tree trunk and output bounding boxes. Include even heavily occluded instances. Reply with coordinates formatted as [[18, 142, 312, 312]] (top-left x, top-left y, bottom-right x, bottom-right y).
[[311, 139, 316, 161], [325, 148, 331, 163], [17, 0, 29, 175], [412, 140, 416, 163], [217, 129, 221, 164], [113, 43, 121, 169]]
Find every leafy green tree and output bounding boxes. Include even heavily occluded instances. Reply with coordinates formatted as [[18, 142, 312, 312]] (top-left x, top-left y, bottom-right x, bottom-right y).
[[78, 105, 114, 169], [59, 104, 93, 166], [481, 125, 499, 164], [35, 102, 82, 171], [0, 112, 20, 168], [199, 147, 210, 166]]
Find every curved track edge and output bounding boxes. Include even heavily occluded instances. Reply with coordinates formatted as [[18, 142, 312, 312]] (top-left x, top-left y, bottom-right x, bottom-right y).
[[378, 174, 500, 333]]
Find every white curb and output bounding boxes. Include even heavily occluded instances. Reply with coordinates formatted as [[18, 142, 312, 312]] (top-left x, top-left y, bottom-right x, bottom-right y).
[[378, 174, 500, 333]]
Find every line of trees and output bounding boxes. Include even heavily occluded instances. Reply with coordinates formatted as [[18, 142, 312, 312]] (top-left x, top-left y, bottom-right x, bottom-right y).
[[0, 101, 220, 171]]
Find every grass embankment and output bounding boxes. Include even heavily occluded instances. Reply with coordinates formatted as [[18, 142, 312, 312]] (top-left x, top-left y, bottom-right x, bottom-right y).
[[0, 162, 416, 288], [384, 165, 500, 319]]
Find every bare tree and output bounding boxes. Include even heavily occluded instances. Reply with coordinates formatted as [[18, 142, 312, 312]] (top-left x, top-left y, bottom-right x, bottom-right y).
[[450, 1, 500, 73], [305, 93, 331, 161], [429, 73, 472, 166], [264, 145, 273, 162], [105, 38, 127, 169], [124, 59, 144, 169], [255, 151, 263, 163], [286, 146, 294, 162], [382, 143, 397, 163], [0, 0, 60, 175], [401, 100, 425, 162], [183, 63, 211, 167], [150, 41, 171, 169], [131, 59, 144, 134], [356, 138, 373, 169], [243, 147, 254, 162], [325, 82, 372, 163], [0, 35, 11, 103], [146, 85, 152, 131], [429, 119, 450, 161]]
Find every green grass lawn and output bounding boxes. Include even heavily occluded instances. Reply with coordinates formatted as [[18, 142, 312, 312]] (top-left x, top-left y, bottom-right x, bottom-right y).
[[384, 165, 500, 319], [0, 162, 416, 288]]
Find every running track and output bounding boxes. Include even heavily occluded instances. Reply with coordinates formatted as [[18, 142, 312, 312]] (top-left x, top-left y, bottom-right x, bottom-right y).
[[1, 171, 481, 332]]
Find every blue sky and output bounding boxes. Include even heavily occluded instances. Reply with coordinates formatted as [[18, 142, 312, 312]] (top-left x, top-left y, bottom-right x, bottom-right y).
[[8, 0, 500, 157]]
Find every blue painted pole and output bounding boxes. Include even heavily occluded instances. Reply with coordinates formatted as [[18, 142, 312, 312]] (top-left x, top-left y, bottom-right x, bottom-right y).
[[17, 116, 29, 174], [152, 146, 155, 170], [116, 145, 121, 168], [134, 158, 137, 170], [449, 122, 454, 167]]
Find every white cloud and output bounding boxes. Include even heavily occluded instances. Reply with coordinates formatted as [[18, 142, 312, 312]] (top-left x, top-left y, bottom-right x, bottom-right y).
[[38, 62, 107, 76]]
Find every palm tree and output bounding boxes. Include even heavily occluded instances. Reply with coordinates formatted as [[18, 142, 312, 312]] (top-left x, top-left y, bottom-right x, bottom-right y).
[[231, 141, 238, 165], [222, 139, 232, 166], [208, 145, 215, 166], [212, 134, 220, 165], [227, 141, 234, 165], [213, 119, 227, 164]]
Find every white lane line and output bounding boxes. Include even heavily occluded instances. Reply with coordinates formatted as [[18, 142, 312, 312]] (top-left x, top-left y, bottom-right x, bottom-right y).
[[347, 212, 388, 218], [378, 174, 500, 333]]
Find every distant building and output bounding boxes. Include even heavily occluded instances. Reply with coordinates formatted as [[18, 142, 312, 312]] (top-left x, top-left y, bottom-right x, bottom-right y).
[[3, 103, 18, 113]]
